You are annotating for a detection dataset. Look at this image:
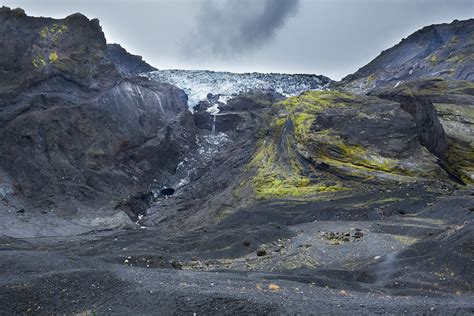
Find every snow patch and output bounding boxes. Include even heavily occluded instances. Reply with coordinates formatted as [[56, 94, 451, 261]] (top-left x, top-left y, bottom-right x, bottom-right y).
[[206, 103, 220, 115]]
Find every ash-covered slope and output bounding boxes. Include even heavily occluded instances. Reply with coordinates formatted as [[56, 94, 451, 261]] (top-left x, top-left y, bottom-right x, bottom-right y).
[[337, 19, 474, 94], [146, 69, 332, 108]]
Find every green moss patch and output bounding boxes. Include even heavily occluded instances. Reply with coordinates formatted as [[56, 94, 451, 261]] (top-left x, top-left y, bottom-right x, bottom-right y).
[[32, 55, 46, 68], [39, 23, 68, 41], [249, 138, 344, 200], [49, 51, 58, 62]]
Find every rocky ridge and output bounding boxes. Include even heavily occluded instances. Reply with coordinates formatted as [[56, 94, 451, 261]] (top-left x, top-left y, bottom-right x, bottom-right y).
[[337, 19, 474, 94], [107, 43, 156, 77]]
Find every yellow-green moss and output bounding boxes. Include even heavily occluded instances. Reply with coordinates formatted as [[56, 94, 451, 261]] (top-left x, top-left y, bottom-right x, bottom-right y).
[[450, 35, 460, 44], [393, 235, 419, 245], [275, 117, 287, 127], [249, 140, 344, 199], [277, 90, 353, 112], [49, 51, 58, 62], [311, 130, 401, 175], [39, 26, 49, 39], [429, 54, 439, 65], [434, 103, 474, 120], [292, 112, 315, 140], [447, 53, 474, 64], [32, 55, 46, 68], [87, 148, 106, 158], [367, 74, 377, 83], [39, 24, 68, 41], [445, 144, 474, 185]]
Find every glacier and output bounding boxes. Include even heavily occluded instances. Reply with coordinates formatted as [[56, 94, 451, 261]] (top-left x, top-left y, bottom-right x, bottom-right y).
[[144, 69, 332, 109]]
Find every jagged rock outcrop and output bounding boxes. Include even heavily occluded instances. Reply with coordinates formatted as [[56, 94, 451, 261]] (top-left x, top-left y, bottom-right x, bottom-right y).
[[0, 7, 194, 228], [107, 43, 156, 77], [377, 79, 474, 184], [332, 18, 473, 184], [0, 7, 119, 95], [337, 19, 474, 94]]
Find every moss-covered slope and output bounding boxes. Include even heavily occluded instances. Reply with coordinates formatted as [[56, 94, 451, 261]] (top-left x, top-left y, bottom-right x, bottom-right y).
[[247, 90, 446, 199]]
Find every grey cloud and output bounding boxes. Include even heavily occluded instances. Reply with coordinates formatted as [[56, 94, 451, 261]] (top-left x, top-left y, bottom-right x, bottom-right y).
[[183, 0, 300, 59]]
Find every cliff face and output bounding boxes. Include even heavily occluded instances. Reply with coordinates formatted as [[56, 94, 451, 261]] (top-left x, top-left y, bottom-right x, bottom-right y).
[[332, 18, 474, 184], [377, 79, 474, 184], [337, 19, 474, 94], [0, 7, 194, 228], [0, 7, 118, 95], [107, 43, 156, 77]]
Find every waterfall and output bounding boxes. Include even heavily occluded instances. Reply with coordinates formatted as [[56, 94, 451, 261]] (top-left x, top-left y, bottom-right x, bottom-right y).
[[206, 103, 220, 136], [212, 114, 216, 135]]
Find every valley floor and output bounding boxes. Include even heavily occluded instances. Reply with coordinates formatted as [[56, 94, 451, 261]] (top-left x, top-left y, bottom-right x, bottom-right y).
[[1, 183, 473, 315]]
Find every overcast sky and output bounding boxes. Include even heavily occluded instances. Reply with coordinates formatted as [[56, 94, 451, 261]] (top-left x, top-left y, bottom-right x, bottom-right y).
[[3, 0, 473, 80]]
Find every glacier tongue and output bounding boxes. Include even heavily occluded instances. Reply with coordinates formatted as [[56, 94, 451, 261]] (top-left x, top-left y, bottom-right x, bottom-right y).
[[144, 69, 332, 109]]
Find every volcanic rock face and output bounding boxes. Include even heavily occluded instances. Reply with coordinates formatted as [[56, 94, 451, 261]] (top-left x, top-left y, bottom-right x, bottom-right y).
[[337, 19, 474, 94], [333, 18, 474, 184], [0, 7, 118, 95], [0, 6, 194, 228], [107, 43, 156, 77], [377, 79, 474, 184]]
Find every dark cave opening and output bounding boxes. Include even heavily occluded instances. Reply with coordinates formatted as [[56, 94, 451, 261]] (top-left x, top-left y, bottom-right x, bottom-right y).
[[161, 187, 175, 196]]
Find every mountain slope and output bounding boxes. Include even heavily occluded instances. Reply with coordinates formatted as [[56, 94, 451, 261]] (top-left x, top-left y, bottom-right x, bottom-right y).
[[337, 19, 474, 93], [0, 6, 194, 232]]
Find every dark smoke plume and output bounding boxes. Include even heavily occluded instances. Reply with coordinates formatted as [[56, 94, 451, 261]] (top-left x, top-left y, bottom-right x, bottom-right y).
[[183, 0, 300, 59]]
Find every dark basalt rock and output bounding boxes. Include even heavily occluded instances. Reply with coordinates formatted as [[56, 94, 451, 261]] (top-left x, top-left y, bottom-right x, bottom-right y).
[[107, 43, 156, 77], [0, 7, 196, 220], [336, 19, 474, 94], [0, 6, 119, 96], [193, 91, 284, 133], [377, 79, 474, 184]]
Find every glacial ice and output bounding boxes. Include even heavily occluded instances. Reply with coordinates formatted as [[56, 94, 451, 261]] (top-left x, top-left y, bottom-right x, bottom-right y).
[[144, 69, 331, 109]]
